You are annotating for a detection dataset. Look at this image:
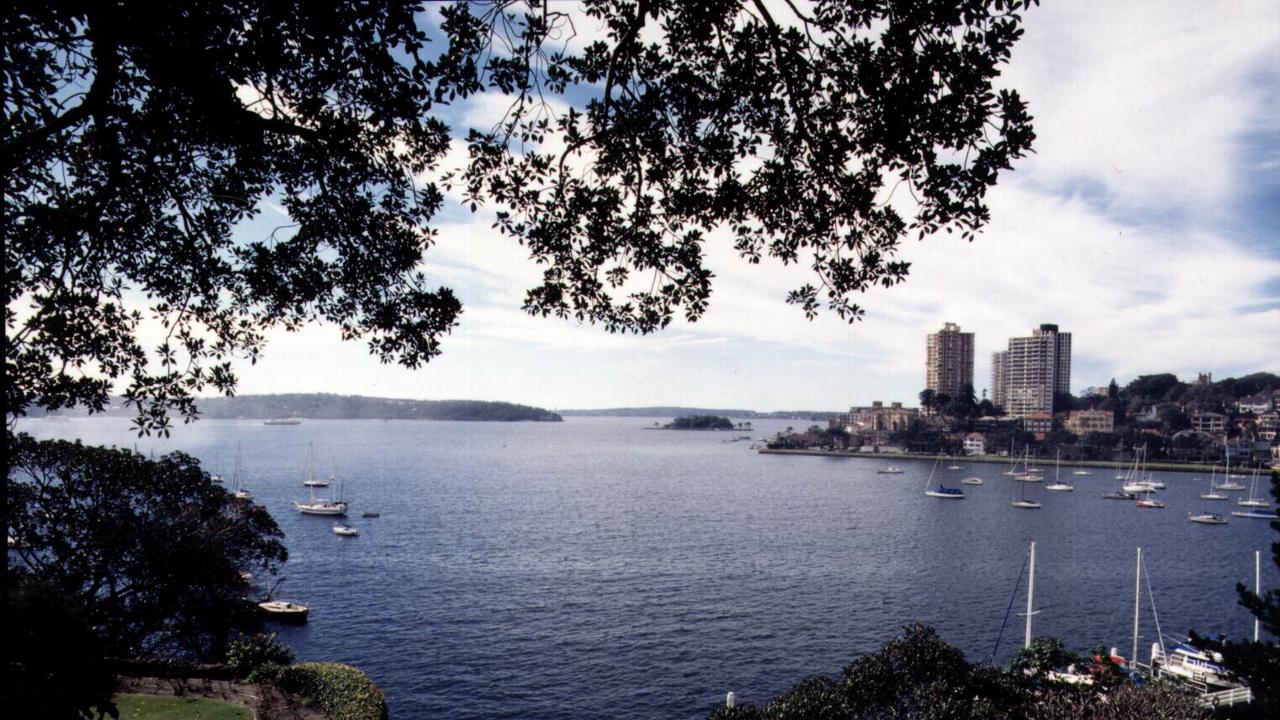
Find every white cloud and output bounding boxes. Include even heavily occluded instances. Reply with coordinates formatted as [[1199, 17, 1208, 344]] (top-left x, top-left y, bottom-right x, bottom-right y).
[[1003, 0, 1280, 214]]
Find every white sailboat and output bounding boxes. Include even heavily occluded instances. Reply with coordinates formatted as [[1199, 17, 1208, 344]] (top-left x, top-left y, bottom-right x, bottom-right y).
[[1122, 447, 1160, 493], [1004, 440, 1022, 476], [1011, 472, 1041, 509], [1236, 468, 1272, 508], [924, 456, 965, 498], [1199, 465, 1228, 501], [301, 443, 331, 487], [231, 445, 252, 501], [962, 477, 984, 485], [1217, 453, 1245, 491], [295, 481, 349, 516], [1135, 489, 1166, 509], [1046, 451, 1074, 491]]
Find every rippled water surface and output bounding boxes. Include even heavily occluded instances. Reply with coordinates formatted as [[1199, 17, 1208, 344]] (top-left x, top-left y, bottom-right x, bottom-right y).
[[20, 416, 1277, 718]]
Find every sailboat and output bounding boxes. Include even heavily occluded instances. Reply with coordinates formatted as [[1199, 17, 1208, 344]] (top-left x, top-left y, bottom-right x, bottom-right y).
[[1236, 468, 1272, 508], [1046, 451, 1074, 491], [301, 443, 331, 487], [1135, 488, 1166, 509], [1011, 473, 1041, 508], [1188, 511, 1227, 525], [295, 481, 349, 516], [924, 456, 965, 498], [1199, 465, 1228, 501], [1122, 447, 1159, 493], [1217, 454, 1245, 491], [231, 445, 253, 501], [1014, 447, 1043, 481], [1004, 440, 1022, 476]]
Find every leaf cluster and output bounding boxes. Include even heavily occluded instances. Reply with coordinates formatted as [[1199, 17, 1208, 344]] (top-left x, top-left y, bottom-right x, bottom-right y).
[[453, 1, 1036, 334]]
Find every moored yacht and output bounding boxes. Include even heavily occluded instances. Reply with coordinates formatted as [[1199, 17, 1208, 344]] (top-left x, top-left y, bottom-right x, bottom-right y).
[[1188, 512, 1227, 525]]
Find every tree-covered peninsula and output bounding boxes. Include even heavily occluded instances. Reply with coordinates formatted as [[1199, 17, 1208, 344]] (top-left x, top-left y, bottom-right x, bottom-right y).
[[199, 395, 563, 422], [35, 394, 563, 422]]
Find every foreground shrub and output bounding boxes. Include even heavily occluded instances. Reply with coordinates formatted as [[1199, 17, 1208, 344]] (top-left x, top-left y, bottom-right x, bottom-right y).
[[228, 633, 295, 680], [277, 662, 387, 720]]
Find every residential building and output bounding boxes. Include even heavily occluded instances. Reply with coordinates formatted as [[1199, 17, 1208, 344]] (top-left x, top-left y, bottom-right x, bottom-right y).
[[925, 322, 975, 397], [836, 401, 920, 445], [1023, 412, 1053, 440], [963, 433, 986, 456], [1257, 412, 1279, 441], [991, 351, 1007, 410], [994, 323, 1072, 418], [1236, 394, 1273, 414], [1066, 409, 1114, 435], [1190, 411, 1226, 435]]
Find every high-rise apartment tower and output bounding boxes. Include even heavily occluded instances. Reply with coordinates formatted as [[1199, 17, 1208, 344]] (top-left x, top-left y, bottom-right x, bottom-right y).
[[992, 324, 1072, 418], [925, 322, 975, 397]]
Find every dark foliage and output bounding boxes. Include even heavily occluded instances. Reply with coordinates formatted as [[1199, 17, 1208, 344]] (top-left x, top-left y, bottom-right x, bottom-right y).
[[1192, 470, 1280, 716], [228, 632, 295, 680], [6, 0, 1036, 432], [4, 576, 119, 720], [667, 414, 735, 430], [707, 624, 1209, 720], [7, 435, 288, 660], [6, 0, 458, 434]]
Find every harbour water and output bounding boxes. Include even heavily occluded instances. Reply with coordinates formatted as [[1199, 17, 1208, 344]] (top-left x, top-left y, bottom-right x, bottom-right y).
[[17, 416, 1277, 719]]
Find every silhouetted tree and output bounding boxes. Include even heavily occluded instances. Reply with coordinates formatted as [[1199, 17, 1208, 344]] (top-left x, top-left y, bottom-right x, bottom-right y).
[[5, 575, 119, 720], [919, 389, 938, 415], [8, 436, 287, 661], [6, 0, 1037, 432]]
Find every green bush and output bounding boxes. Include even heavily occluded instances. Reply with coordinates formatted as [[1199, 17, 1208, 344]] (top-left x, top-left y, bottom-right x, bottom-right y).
[[276, 662, 387, 720], [227, 633, 294, 680]]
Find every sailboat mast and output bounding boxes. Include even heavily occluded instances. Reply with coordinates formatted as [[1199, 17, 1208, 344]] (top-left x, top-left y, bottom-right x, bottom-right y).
[[1256, 550, 1262, 643], [1132, 546, 1142, 664], [1025, 541, 1036, 649]]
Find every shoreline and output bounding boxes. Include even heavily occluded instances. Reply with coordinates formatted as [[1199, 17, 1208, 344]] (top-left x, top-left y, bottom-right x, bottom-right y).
[[755, 449, 1238, 474]]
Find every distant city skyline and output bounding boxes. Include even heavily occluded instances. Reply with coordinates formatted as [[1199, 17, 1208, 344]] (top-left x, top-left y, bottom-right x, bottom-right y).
[[208, 0, 1278, 411]]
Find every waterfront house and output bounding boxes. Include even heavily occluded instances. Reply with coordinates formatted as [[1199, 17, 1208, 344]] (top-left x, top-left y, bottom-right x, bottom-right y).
[[963, 433, 986, 456]]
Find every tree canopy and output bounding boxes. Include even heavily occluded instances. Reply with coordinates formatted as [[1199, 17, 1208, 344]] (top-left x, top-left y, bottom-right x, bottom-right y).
[[7, 435, 288, 661], [708, 624, 1208, 720], [5, 0, 1036, 433]]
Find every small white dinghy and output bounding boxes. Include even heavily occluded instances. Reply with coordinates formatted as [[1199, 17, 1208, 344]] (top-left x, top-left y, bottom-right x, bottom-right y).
[[961, 477, 984, 486], [333, 524, 360, 537]]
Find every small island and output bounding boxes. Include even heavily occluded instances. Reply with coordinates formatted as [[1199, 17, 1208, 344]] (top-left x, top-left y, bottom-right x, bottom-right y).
[[663, 415, 735, 430]]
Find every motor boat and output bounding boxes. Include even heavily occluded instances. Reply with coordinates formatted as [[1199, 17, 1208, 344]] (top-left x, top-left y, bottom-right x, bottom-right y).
[[258, 600, 309, 623], [333, 524, 360, 537]]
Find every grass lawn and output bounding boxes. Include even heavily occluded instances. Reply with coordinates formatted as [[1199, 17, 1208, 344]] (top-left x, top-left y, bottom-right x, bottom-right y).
[[112, 693, 251, 720]]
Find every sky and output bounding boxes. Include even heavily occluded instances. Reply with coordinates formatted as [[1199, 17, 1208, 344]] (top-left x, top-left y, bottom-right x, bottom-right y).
[[226, 0, 1280, 411]]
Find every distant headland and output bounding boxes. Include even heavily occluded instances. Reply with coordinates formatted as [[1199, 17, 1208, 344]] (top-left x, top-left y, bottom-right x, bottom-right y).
[[35, 393, 564, 422]]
